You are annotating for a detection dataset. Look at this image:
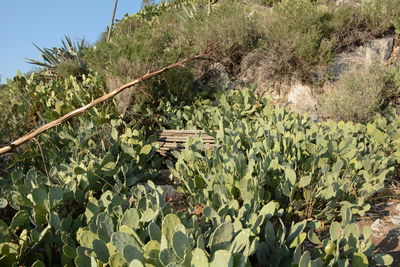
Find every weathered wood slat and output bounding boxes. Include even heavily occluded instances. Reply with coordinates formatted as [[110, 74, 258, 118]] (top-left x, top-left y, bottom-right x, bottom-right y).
[[158, 137, 215, 142], [158, 143, 217, 148], [156, 130, 217, 154], [157, 146, 217, 151], [156, 130, 207, 134]]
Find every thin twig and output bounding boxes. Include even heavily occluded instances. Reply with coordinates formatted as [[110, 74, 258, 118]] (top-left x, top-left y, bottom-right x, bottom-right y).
[[32, 138, 49, 178], [0, 53, 209, 155]]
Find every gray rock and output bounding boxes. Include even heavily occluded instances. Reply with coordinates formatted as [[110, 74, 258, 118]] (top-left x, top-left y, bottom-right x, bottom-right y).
[[329, 36, 394, 78], [287, 83, 317, 115], [238, 52, 320, 116], [365, 37, 394, 63], [371, 219, 383, 232], [205, 63, 236, 89], [390, 215, 400, 225], [238, 51, 284, 96]]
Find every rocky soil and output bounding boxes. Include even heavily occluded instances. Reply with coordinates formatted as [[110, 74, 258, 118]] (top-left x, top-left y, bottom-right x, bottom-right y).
[[358, 185, 400, 266], [205, 34, 400, 119], [157, 170, 400, 265]]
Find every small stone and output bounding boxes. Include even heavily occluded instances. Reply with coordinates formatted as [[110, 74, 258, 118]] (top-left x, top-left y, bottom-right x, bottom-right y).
[[394, 203, 400, 212], [204, 63, 236, 89], [386, 202, 396, 207], [329, 36, 394, 79], [390, 215, 400, 225], [287, 83, 317, 115], [371, 219, 383, 232]]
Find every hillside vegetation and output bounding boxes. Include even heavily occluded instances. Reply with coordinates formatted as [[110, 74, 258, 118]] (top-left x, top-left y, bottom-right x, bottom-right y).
[[1, 0, 400, 266]]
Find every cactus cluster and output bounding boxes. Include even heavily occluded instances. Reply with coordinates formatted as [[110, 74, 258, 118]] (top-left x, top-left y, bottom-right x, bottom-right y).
[[1, 88, 399, 266]]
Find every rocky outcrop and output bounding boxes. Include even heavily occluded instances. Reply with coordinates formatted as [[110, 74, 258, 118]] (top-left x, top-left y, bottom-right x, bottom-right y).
[[287, 83, 317, 116], [198, 35, 398, 118], [329, 36, 395, 79], [195, 62, 237, 91], [204, 63, 236, 89], [237, 52, 318, 115]]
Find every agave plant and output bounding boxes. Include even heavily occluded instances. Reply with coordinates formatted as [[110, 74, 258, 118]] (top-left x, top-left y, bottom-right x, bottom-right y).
[[26, 36, 88, 77]]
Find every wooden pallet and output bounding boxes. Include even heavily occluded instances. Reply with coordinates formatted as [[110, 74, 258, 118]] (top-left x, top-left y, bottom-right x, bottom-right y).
[[156, 130, 217, 154]]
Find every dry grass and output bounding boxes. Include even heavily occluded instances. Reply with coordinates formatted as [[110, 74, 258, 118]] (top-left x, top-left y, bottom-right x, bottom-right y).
[[256, 0, 334, 82], [320, 64, 398, 122], [85, 0, 400, 116]]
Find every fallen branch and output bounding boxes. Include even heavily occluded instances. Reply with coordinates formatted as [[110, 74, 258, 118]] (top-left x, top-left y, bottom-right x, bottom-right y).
[[0, 53, 209, 155]]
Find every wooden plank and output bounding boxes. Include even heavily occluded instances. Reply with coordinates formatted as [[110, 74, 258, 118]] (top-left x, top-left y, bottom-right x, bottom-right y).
[[158, 137, 215, 143], [155, 129, 217, 155], [159, 143, 216, 147], [157, 134, 212, 137], [156, 130, 207, 134]]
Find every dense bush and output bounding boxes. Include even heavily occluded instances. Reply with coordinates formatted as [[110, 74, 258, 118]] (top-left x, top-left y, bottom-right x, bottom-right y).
[[362, 0, 400, 36], [83, 0, 400, 102], [259, 0, 333, 81], [0, 73, 109, 145], [320, 64, 400, 122], [85, 1, 263, 112], [327, 3, 371, 51], [252, 0, 400, 84]]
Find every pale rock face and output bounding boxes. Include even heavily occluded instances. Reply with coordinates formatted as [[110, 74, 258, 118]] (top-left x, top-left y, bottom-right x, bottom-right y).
[[329, 36, 394, 79], [287, 83, 317, 116], [371, 218, 383, 233], [365, 37, 394, 64], [208, 36, 396, 118], [238, 52, 319, 116], [390, 215, 400, 225]]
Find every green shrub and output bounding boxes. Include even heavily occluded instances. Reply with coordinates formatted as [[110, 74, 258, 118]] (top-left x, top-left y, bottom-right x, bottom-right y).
[[258, 0, 281, 6], [0, 72, 109, 146], [393, 15, 400, 34], [178, 2, 261, 72], [328, 3, 371, 51], [85, 0, 400, 108], [260, 0, 333, 81], [55, 60, 87, 79], [362, 0, 400, 36], [320, 64, 399, 122], [326, 0, 400, 50], [86, 1, 262, 112], [26, 36, 89, 79]]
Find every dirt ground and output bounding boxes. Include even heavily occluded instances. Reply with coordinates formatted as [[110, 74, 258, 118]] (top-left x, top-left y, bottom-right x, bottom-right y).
[[357, 186, 400, 266]]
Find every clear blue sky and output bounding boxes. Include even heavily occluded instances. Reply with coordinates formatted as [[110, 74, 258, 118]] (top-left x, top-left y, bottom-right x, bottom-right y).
[[0, 1, 145, 82]]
